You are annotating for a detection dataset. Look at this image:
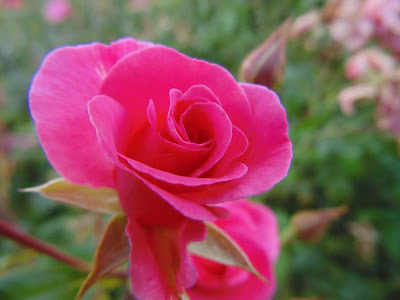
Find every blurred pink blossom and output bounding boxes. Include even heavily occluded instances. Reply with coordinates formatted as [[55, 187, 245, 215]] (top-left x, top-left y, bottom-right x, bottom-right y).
[[0, 0, 24, 9], [43, 0, 72, 24], [329, 18, 373, 51], [363, 0, 400, 56], [345, 48, 396, 80], [376, 77, 400, 137], [338, 84, 378, 115]]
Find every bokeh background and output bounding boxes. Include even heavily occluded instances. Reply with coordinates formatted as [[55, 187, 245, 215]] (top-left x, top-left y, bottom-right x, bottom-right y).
[[1, 0, 400, 299]]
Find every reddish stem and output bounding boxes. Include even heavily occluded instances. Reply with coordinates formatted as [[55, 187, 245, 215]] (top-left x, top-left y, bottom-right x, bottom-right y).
[[0, 219, 90, 272]]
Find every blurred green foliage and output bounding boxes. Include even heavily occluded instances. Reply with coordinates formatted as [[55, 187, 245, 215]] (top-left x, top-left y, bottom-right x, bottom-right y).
[[0, 0, 399, 299]]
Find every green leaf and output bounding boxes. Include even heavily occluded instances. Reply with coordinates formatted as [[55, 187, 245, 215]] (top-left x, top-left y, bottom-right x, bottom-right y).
[[21, 178, 123, 215], [75, 215, 130, 300], [188, 222, 267, 283]]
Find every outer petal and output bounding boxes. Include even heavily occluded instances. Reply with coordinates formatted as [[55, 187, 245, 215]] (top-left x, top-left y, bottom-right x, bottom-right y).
[[127, 217, 206, 300], [236, 83, 292, 195], [29, 38, 151, 187]]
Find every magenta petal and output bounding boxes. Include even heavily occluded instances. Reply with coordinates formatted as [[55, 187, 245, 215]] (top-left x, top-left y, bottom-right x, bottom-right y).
[[126, 217, 206, 300], [119, 153, 247, 186], [180, 102, 232, 177], [29, 38, 151, 187], [130, 171, 230, 220], [179, 85, 222, 106], [88, 95, 132, 162], [209, 126, 249, 177], [237, 83, 292, 195]]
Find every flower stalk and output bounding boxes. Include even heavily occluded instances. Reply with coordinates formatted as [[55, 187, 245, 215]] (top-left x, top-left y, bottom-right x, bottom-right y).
[[0, 219, 90, 271]]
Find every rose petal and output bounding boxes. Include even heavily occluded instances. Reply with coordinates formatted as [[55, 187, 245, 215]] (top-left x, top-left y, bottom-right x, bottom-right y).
[[126, 171, 230, 221], [116, 168, 184, 224], [29, 38, 151, 187], [236, 83, 292, 195], [126, 216, 206, 300], [207, 126, 249, 177], [179, 102, 233, 177], [88, 95, 132, 162], [164, 86, 221, 147], [119, 154, 248, 187], [150, 95, 212, 150]]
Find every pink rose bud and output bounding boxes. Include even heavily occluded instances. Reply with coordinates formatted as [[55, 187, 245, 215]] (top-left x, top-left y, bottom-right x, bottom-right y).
[[239, 19, 291, 89], [291, 206, 348, 242], [345, 48, 396, 80], [338, 84, 379, 115], [43, 0, 71, 24], [188, 199, 280, 300]]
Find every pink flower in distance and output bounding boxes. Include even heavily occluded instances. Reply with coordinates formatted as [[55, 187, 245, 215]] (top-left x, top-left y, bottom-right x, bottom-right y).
[[29, 38, 292, 299], [188, 199, 279, 300], [345, 48, 396, 80], [0, 0, 24, 9], [43, 0, 71, 24], [363, 0, 400, 56]]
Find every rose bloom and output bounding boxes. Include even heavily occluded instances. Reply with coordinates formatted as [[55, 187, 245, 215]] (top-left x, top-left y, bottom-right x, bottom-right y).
[[43, 0, 71, 24], [188, 199, 279, 300], [29, 38, 292, 299]]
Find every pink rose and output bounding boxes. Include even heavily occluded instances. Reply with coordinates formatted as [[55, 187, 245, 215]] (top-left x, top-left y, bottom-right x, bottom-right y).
[[188, 199, 279, 300], [29, 38, 292, 299], [43, 0, 72, 24]]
